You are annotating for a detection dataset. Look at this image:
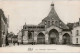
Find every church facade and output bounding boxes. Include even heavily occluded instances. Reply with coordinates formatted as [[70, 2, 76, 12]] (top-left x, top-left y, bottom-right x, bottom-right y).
[[20, 3, 72, 45]]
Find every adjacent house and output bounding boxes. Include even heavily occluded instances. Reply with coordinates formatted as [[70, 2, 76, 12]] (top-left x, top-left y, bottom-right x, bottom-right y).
[[0, 9, 9, 47], [72, 18, 80, 44]]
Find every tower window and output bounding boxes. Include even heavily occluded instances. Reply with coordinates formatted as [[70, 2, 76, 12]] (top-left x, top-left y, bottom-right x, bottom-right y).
[[48, 21, 50, 27], [55, 21, 58, 26], [52, 21, 54, 25]]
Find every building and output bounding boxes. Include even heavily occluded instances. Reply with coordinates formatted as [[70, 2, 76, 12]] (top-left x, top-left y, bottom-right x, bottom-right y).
[[0, 9, 9, 47], [7, 32, 14, 45], [22, 25, 45, 44], [8, 32, 18, 45], [17, 30, 22, 44], [12, 35, 18, 45], [72, 18, 80, 44], [19, 3, 72, 45]]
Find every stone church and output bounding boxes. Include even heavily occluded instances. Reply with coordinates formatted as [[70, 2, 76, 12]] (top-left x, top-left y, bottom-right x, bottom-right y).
[[21, 3, 72, 44]]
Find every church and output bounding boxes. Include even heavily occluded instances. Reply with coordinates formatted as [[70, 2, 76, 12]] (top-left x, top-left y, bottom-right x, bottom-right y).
[[19, 3, 72, 45]]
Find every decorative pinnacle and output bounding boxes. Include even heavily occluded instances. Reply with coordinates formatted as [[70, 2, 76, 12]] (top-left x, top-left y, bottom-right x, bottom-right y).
[[25, 22, 26, 25], [51, 2, 54, 6]]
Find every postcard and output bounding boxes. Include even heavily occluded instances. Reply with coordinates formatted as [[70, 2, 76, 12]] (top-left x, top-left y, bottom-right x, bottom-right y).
[[0, 0, 80, 53]]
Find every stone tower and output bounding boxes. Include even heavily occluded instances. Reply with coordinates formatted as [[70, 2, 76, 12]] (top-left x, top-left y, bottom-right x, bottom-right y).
[[39, 3, 69, 29]]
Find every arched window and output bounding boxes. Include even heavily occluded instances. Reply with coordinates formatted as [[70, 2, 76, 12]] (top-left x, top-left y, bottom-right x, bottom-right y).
[[55, 21, 58, 26], [48, 21, 50, 27], [59, 21, 62, 28], [52, 21, 54, 25]]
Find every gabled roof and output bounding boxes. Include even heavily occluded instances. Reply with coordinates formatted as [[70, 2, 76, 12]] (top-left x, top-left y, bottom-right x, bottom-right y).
[[67, 23, 74, 30], [39, 3, 69, 29], [38, 21, 44, 26], [43, 5, 60, 21], [73, 21, 80, 28]]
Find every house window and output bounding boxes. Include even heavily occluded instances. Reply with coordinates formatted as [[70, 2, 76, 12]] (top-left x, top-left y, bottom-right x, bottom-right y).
[[76, 38, 78, 43], [76, 30, 79, 36], [78, 23, 79, 25]]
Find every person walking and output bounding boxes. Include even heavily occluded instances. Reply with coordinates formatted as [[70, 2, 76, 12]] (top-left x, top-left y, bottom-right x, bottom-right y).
[[2, 32, 6, 47]]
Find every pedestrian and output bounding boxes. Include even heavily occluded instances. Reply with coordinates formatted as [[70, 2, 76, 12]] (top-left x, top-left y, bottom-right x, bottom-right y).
[[2, 32, 6, 47], [17, 42, 19, 45]]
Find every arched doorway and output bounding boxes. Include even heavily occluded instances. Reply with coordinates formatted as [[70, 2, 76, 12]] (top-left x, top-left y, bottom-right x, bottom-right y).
[[28, 31, 34, 44], [37, 32, 45, 44], [62, 33, 70, 44], [28, 31, 32, 39], [49, 29, 59, 44]]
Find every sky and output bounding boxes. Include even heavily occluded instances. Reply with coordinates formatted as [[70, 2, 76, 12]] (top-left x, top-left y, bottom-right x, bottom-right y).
[[0, 0, 80, 34]]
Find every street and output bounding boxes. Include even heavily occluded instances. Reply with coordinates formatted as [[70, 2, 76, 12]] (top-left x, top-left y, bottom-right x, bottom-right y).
[[0, 44, 80, 53]]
